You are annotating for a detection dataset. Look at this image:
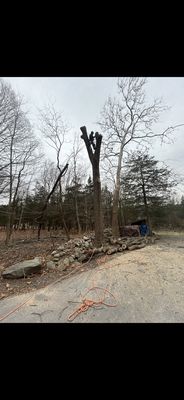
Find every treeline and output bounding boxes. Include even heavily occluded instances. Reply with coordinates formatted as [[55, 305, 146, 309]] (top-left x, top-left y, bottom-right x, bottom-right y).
[[0, 174, 183, 233], [0, 76, 184, 244], [0, 177, 110, 232]]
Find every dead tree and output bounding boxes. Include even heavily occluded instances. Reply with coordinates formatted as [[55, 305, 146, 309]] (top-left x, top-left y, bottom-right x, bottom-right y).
[[80, 126, 103, 247], [37, 163, 68, 240]]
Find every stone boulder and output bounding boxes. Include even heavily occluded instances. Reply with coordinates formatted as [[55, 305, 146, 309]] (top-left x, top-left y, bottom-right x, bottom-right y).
[[2, 258, 42, 279]]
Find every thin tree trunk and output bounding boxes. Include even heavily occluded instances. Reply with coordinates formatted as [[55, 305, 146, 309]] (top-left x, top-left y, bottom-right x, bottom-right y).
[[119, 199, 123, 227], [112, 142, 124, 238], [5, 134, 14, 245], [18, 174, 34, 230], [73, 157, 81, 234], [5, 114, 27, 244], [112, 189, 120, 238], [58, 191, 70, 240], [37, 163, 68, 240], [58, 161, 70, 240]]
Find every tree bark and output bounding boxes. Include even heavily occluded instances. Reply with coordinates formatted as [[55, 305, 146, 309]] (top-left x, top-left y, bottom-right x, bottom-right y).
[[5, 120, 16, 245], [112, 142, 124, 238], [73, 157, 81, 234], [80, 126, 103, 247], [92, 164, 103, 247]]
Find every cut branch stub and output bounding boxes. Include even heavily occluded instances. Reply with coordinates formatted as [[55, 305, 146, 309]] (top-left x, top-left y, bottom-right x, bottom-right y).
[[80, 126, 102, 166]]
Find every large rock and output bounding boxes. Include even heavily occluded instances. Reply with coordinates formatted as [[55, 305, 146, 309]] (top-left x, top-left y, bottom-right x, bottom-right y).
[[2, 258, 42, 279]]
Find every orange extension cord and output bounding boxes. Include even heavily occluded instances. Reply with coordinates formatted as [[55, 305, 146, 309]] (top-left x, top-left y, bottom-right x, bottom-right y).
[[0, 268, 79, 322], [68, 286, 117, 321], [0, 294, 35, 322], [67, 252, 120, 321], [0, 254, 118, 323]]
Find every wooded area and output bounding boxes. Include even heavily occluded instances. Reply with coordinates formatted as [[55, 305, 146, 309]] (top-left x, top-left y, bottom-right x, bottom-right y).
[[0, 77, 184, 245]]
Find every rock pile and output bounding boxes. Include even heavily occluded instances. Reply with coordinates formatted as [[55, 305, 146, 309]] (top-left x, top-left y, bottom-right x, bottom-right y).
[[47, 231, 158, 272], [47, 236, 94, 271], [1, 230, 159, 279]]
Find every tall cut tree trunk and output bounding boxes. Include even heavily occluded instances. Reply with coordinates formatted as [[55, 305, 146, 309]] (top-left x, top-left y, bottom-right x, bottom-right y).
[[80, 126, 103, 247], [93, 164, 103, 246]]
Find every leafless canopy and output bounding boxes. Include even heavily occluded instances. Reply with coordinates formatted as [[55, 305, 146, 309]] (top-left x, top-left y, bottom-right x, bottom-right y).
[[38, 103, 70, 171], [98, 77, 184, 237], [99, 77, 183, 160]]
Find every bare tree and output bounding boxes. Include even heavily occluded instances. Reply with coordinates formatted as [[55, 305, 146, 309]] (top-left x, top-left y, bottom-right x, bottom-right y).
[[37, 164, 69, 240], [17, 171, 35, 230], [80, 126, 103, 247], [0, 79, 19, 196], [39, 160, 58, 194], [99, 77, 184, 237], [4, 97, 40, 244], [38, 104, 70, 239], [68, 134, 86, 234]]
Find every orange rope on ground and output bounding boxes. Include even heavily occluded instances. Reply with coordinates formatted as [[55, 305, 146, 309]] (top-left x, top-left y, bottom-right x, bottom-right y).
[[68, 286, 117, 321], [0, 294, 35, 322], [0, 268, 79, 323], [0, 252, 118, 323]]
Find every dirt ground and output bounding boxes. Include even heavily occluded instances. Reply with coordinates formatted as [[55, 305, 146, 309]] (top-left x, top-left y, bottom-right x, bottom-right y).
[[0, 230, 89, 300], [0, 229, 184, 304]]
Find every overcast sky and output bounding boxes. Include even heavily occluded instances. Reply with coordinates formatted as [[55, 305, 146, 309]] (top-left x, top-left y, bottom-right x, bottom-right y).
[[3, 77, 184, 199]]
